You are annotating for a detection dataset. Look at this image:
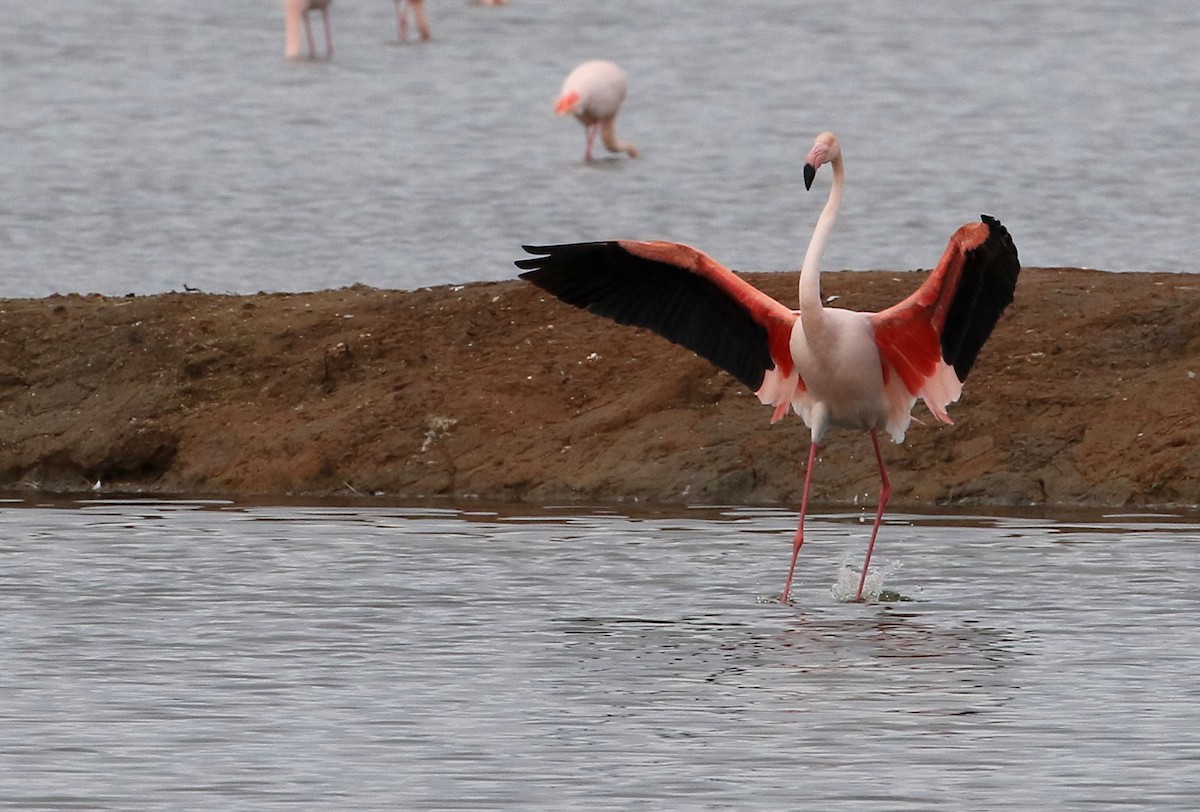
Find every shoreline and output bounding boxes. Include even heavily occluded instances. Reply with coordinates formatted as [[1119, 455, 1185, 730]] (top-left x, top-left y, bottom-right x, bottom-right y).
[[1, 267, 1198, 509]]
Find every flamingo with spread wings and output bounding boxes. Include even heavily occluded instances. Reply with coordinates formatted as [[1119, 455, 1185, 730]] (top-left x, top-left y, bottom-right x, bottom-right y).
[[517, 131, 1020, 603]]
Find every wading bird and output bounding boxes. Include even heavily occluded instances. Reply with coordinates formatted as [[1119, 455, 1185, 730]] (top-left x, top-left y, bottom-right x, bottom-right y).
[[555, 60, 639, 162], [517, 131, 1019, 603], [284, 0, 333, 60]]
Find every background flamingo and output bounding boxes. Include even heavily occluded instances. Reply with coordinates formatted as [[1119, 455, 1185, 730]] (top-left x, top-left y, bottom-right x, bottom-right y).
[[517, 131, 1020, 603], [555, 60, 639, 162], [284, 0, 333, 61], [394, 0, 431, 42]]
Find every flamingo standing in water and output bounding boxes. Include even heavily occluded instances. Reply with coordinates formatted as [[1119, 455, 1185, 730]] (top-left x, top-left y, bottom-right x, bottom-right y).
[[517, 132, 1020, 603], [555, 60, 639, 162], [284, 0, 333, 60], [394, 0, 431, 42]]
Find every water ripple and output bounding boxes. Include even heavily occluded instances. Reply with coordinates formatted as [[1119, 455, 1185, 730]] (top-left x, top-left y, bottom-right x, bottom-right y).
[[1, 497, 1199, 808]]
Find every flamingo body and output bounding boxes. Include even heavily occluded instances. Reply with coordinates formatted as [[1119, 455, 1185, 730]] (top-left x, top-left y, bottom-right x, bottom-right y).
[[517, 132, 1019, 603], [556, 60, 638, 161]]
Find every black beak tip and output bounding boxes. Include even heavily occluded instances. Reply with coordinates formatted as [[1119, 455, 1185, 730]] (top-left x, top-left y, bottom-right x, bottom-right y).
[[803, 163, 816, 191]]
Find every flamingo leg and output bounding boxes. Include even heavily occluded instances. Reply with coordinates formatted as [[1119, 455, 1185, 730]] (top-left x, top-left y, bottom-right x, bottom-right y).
[[395, 0, 408, 40], [412, 0, 430, 40], [584, 125, 597, 162], [780, 441, 819, 603], [321, 9, 333, 58], [855, 430, 891, 602], [302, 13, 316, 59]]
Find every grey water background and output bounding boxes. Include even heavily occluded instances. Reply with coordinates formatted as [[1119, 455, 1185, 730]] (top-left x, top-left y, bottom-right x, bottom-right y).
[[2, 498, 1200, 809], [2, 1, 1197, 299]]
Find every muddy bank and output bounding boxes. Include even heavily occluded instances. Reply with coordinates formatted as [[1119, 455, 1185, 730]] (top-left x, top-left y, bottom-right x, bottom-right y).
[[1, 267, 1198, 509]]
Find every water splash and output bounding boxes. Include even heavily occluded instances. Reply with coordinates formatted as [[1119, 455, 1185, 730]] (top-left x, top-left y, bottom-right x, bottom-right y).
[[832, 562, 889, 603]]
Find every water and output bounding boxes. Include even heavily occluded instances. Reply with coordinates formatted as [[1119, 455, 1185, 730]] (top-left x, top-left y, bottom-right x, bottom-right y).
[[1, 1, 1197, 299], [2, 498, 1200, 809]]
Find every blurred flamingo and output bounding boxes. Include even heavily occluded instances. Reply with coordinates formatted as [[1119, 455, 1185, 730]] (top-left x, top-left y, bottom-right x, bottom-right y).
[[284, 0, 333, 61], [517, 132, 1020, 602], [394, 0, 431, 42], [555, 60, 638, 162]]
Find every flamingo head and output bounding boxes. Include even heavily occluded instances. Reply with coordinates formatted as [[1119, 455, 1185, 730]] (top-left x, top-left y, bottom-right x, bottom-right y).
[[555, 90, 582, 116], [803, 131, 841, 190]]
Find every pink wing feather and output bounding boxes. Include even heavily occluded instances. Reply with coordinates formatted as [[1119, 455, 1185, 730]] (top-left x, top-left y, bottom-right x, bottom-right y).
[[870, 215, 1020, 428]]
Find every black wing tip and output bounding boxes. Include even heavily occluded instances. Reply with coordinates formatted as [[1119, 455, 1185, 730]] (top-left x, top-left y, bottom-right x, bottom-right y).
[[513, 239, 773, 393], [520, 241, 617, 253], [978, 214, 1009, 239], [520, 243, 572, 254], [978, 214, 1020, 260], [515, 242, 623, 271], [516, 244, 564, 273], [515, 244, 558, 271], [940, 213, 1022, 382]]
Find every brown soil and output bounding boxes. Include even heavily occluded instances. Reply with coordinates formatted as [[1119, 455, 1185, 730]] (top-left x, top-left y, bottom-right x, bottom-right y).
[[1, 267, 1198, 509]]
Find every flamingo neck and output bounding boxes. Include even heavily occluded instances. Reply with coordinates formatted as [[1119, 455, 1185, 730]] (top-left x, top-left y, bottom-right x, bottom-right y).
[[799, 155, 843, 322]]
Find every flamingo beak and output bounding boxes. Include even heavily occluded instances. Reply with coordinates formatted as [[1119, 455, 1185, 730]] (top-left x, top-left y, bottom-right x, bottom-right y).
[[804, 140, 828, 190]]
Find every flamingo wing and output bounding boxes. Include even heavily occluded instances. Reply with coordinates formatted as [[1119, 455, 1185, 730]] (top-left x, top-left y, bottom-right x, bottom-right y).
[[516, 240, 799, 392], [869, 215, 1020, 420], [938, 216, 1022, 381]]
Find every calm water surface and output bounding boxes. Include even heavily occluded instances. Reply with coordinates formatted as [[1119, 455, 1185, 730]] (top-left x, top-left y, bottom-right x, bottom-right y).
[[1, 1, 1198, 298], [2, 498, 1199, 809]]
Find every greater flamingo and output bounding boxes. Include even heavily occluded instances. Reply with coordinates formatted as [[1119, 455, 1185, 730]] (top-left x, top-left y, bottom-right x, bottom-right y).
[[394, 0, 430, 42], [517, 131, 1020, 603], [555, 60, 639, 162], [284, 0, 333, 61]]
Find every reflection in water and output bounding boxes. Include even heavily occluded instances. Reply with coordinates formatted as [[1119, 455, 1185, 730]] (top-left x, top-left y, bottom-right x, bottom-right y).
[[0, 498, 1198, 809]]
